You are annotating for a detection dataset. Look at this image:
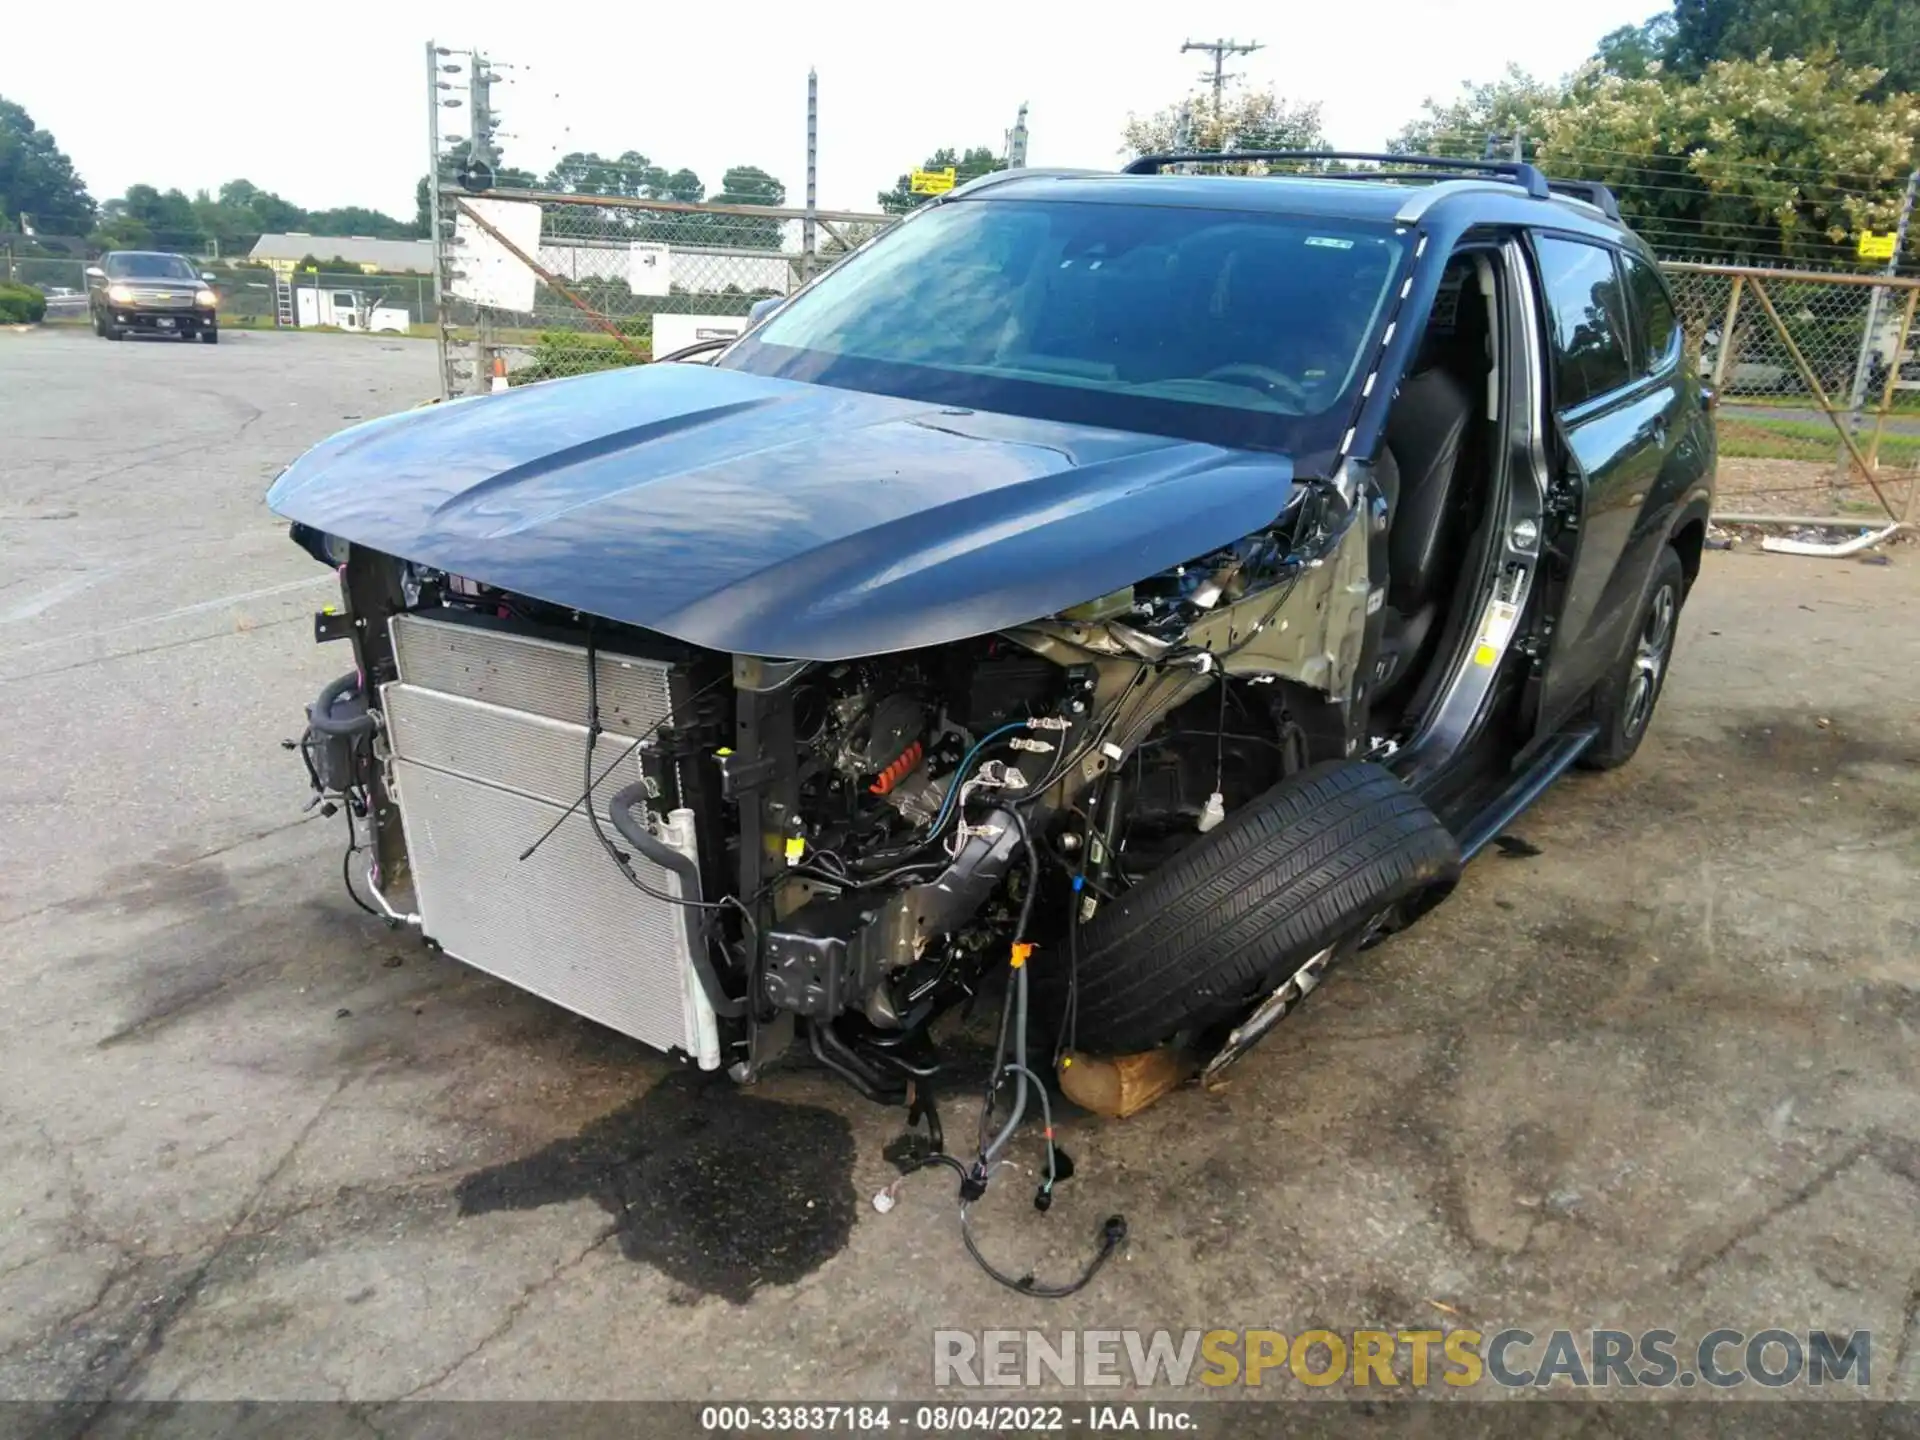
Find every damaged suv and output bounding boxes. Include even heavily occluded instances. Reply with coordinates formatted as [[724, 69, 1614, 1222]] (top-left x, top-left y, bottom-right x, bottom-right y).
[[271, 154, 1713, 1112]]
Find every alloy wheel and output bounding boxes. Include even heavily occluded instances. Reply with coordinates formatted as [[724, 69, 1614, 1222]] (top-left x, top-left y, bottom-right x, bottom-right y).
[[1623, 582, 1677, 740]]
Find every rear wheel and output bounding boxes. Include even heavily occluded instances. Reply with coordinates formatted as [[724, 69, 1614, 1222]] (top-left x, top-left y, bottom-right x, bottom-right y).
[[1578, 545, 1685, 771], [1065, 761, 1461, 1055]]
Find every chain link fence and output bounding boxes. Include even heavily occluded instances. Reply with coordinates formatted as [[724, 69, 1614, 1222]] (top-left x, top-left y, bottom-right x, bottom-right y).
[[435, 186, 891, 393], [1665, 264, 1919, 522]]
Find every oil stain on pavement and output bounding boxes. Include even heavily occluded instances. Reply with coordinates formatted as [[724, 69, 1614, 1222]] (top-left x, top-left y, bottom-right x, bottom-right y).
[[455, 1070, 857, 1304]]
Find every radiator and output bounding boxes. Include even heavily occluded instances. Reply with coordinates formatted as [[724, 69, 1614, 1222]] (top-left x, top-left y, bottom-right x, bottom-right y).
[[382, 614, 719, 1067]]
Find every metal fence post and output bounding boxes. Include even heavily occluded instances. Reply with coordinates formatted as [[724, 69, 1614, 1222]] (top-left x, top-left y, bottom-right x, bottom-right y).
[[425, 39, 450, 399], [802, 69, 818, 284], [1710, 274, 1744, 391]]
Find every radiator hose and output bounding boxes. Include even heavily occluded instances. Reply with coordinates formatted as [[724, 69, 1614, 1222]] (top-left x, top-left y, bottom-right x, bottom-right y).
[[305, 671, 377, 738], [607, 783, 745, 1018]]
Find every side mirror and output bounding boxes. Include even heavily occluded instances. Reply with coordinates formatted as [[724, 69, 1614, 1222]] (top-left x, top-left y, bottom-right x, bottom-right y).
[[748, 295, 784, 327], [202, 272, 216, 282], [86, 265, 105, 279]]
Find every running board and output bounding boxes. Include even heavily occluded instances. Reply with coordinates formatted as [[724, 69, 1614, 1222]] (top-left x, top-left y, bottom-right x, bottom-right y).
[[1454, 723, 1600, 861]]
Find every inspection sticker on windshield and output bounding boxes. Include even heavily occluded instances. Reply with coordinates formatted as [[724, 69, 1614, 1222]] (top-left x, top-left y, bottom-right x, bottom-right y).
[[1473, 599, 1521, 667], [1305, 236, 1355, 250]]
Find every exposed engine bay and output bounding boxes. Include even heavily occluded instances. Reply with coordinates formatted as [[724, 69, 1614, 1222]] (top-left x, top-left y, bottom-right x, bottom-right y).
[[293, 474, 1378, 1103]]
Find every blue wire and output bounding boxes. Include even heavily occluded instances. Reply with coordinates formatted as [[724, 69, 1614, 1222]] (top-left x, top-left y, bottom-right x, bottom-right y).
[[927, 722, 1030, 838]]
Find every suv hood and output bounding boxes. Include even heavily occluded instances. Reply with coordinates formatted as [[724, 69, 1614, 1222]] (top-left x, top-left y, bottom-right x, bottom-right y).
[[267, 363, 1296, 660]]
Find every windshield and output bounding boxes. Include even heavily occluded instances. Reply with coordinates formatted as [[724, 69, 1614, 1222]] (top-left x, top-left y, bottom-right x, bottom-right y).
[[106, 253, 198, 281], [721, 197, 1407, 458]]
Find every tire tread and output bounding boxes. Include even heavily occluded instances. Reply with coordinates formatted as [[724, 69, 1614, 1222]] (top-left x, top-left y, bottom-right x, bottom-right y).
[[1072, 761, 1460, 1052]]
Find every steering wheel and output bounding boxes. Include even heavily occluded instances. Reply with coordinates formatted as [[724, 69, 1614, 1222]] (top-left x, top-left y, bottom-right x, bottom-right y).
[[1200, 363, 1311, 407]]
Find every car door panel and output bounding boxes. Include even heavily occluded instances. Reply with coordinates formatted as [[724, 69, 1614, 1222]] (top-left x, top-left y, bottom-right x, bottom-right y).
[[1559, 376, 1686, 684], [1531, 236, 1684, 734]]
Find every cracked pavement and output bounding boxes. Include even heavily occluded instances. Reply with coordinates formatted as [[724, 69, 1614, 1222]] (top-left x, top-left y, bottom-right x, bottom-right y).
[[2, 325, 1918, 1406]]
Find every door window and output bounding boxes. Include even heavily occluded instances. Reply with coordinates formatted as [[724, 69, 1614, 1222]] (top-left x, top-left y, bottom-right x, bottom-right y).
[[1621, 254, 1680, 378], [1535, 237, 1633, 409]]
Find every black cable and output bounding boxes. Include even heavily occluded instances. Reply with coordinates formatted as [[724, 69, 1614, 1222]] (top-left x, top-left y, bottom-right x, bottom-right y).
[[1012, 663, 1155, 810], [891, 807, 1124, 1302], [960, 1206, 1126, 1300], [339, 809, 381, 920], [518, 668, 731, 864], [1214, 673, 1229, 796], [577, 628, 736, 918], [897, 1154, 1127, 1300], [977, 808, 1043, 1151]]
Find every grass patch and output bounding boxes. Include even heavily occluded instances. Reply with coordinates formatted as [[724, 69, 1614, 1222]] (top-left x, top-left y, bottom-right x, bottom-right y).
[[1717, 415, 1920, 465]]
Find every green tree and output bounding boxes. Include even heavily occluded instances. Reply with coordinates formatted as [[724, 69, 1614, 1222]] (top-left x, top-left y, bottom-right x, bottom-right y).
[[1595, 14, 1678, 79], [713, 165, 786, 247], [1122, 86, 1327, 162], [715, 165, 785, 207], [1536, 50, 1920, 262], [1663, 0, 1919, 91], [305, 205, 414, 239], [877, 146, 1003, 214], [218, 178, 304, 233], [0, 97, 96, 233], [544, 150, 681, 198], [1388, 66, 1569, 155]]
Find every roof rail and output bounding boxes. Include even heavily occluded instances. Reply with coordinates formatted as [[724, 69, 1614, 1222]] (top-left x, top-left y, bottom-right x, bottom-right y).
[[1545, 179, 1623, 221], [1120, 150, 1551, 199]]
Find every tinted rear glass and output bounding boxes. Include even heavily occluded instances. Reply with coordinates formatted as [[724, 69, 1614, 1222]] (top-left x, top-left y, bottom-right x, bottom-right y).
[[1535, 237, 1632, 409], [723, 198, 1408, 458], [1621, 254, 1679, 377]]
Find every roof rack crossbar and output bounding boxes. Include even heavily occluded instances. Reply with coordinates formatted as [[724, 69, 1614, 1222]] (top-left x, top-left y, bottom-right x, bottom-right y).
[[1121, 150, 1551, 199], [1544, 179, 1623, 221]]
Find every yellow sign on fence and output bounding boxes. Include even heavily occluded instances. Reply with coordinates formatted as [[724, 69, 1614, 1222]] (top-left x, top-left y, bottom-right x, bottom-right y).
[[1857, 231, 1897, 261], [910, 167, 958, 196]]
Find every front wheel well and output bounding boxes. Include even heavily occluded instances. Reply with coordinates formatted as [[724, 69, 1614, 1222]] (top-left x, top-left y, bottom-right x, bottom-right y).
[[1670, 517, 1706, 594]]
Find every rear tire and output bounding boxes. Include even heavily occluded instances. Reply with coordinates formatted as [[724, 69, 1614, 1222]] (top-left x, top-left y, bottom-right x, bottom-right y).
[[1577, 545, 1685, 771], [1066, 761, 1461, 1055]]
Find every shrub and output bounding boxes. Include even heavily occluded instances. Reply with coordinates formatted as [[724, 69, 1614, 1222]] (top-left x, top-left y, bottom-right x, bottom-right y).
[[0, 284, 49, 324], [515, 325, 650, 383]]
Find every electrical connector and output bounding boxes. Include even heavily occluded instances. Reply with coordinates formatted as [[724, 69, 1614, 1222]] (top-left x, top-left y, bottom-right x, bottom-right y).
[[1198, 791, 1226, 833]]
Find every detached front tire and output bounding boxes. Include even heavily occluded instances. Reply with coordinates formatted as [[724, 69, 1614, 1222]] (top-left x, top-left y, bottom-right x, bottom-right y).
[[1068, 761, 1461, 1056]]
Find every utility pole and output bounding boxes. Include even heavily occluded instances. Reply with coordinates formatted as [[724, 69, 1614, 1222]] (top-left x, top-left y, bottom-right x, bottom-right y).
[[1181, 38, 1263, 122], [1006, 102, 1030, 169]]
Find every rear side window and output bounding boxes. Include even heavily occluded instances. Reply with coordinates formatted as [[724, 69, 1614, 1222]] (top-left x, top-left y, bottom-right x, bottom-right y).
[[1535, 236, 1633, 409], [1621, 254, 1680, 377]]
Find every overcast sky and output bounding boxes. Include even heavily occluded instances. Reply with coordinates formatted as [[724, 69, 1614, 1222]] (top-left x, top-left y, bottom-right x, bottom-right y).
[[6, 0, 1655, 222]]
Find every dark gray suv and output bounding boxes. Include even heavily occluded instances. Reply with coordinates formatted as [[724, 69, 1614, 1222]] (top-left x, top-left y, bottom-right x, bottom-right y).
[[269, 151, 1714, 1123]]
